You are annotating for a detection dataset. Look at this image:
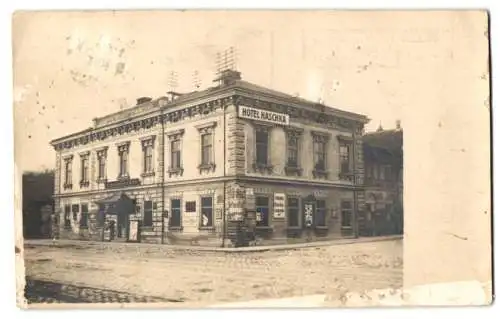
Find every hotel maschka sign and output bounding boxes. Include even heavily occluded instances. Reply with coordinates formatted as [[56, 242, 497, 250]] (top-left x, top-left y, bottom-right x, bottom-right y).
[[238, 105, 290, 126]]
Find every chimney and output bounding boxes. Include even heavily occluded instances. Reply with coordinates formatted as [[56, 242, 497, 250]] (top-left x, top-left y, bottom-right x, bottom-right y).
[[136, 97, 153, 105], [396, 119, 402, 130]]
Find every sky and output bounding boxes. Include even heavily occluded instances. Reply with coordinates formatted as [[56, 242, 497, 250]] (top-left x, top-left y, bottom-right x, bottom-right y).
[[13, 10, 479, 172]]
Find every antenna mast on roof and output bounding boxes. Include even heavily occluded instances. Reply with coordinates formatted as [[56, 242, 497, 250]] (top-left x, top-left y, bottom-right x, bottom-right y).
[[168, 71, 179, 92], [167, 70, 181, 101], [192, 70, 201, 90], [214, 46, 239, 86]]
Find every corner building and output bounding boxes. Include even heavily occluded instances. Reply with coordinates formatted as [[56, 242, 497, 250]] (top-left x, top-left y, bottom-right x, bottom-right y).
[[50, 70, 369, 246]]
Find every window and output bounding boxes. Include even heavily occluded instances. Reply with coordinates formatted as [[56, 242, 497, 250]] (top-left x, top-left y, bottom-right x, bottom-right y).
[[171, 140, 181, 169], [141, 136, 155, 175], [143, 201, 153, 227], [64, 158, 73, 188], [98, 157, 106, 180], [64, 205, 71, 228], [287, 134, 299, 167], [341, 200, 353, 228], [80, 204, 88, 227], [80, 154, 89, 186], [143, 145, 153, 173], [201, 133, 213, 165], [316, 200, 327, 227], [314, 140, 326, 170], [287, 197, 300, 227], [71, 204, 79, 222], [167, 129, 185, 176], [196, 122, 217, 173], [255, 129, 269, 166], [117, 142, 130, 178], [169, 199, 182, 227], [201, 196, 213, 227], [255, 196, 270, 227], [340, 143, 352, 174]]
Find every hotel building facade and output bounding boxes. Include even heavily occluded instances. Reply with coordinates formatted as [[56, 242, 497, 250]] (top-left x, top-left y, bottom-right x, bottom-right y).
[[50, 70, 369, 246]]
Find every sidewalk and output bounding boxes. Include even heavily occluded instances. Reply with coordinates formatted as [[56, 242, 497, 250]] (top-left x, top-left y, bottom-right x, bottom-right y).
[[24, 234, 402, 252]]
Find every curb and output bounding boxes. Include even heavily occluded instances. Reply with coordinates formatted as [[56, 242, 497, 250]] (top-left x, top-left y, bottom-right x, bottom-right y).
[[24, 235, 402, 253]]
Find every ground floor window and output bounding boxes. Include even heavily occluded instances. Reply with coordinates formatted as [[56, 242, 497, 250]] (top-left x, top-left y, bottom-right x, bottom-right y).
[[80, 204, 88, 227], [143, 200, 153, 227], [287, 197, 300, 227], [71, 204, 79, 222], [316, 200, 327, 227], [170, 199, 182, 227], [341, 200, 353, 228], [255, 196, 270, 227], [200, 196, 213, 227], [64, 205, 71, 228]]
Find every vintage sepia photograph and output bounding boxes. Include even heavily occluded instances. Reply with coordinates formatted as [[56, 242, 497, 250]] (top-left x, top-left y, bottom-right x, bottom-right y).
[[12, 10, 491, 309]]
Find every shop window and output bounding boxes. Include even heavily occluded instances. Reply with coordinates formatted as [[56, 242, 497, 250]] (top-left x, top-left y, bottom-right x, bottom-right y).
[[316, 200, 327, 227], [64, 205, 71, 228], [80, 204, 88, 228], [143, 200, 153, 227], [287, 197, 300, 227], [341, 200, 353, 228], [255, 196, 270, 227], [71, 204, 79, 222], [201, 196, 213, 227], [169, 199, 182, 228]]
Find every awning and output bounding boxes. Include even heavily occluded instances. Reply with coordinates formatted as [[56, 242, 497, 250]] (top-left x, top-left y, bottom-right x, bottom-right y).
[[95, 192, 131, 205]]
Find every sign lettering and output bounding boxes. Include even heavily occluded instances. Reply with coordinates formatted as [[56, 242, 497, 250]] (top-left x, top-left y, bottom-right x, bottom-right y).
[[273, 193, 286, 218], [238, 106, 290, 126]]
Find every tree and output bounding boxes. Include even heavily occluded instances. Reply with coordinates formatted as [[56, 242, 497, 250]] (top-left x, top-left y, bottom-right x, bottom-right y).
[[22, 169, 55, 238]]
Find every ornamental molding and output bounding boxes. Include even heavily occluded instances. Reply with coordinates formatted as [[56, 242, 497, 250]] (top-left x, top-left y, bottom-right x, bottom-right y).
[[51, 92, 366, 151], [117, 141, 130, 153], [140, 135, 156, 148], [52, 95, 236, 151], [195, 121, 217, 134], [311, 130, 331, 143], [79, 151, 90, 158], [166, 129, 185, 140]]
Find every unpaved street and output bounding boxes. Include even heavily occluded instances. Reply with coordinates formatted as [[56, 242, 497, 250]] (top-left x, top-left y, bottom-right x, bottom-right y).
[[23, 239, 403, 305]]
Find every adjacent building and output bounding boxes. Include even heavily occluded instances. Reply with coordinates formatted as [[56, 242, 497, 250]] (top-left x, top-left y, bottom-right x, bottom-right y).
[[361, 123, 404, 236], [50, 70, 370, 246]]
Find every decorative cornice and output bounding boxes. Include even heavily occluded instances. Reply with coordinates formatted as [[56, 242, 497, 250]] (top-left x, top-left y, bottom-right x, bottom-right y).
[[51, 91, 366, 151], [195, 121, 217, 133], [117, 141, 130, 153], [166, 129, 185, 140], [79, 151, 90, 158], [51, 95, 234, 151], [285, 126, 304, 135], [140, 135, 156, 148], [337, 134, 353, 142], [311, 131, 331, 143], [63, 155, 74, 161]]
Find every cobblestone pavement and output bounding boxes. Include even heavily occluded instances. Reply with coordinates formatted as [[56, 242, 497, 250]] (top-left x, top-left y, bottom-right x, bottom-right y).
[[24, 279, 183, 304], [23, 239, 403, 305]]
